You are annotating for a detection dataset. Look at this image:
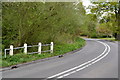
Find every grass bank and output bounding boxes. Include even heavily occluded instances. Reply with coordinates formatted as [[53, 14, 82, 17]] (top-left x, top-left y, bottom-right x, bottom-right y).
[[1, 37, 85, 68], [98, 38, 116, 41], [80, 36, 117, 41]]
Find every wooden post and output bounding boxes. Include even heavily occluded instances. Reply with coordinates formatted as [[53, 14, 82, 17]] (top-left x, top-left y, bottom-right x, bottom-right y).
[[9, 45, 13, 56], [38, 42, 41, 54], [50, 42, 53, 53], [24, 43, 27, 54], [5, 49, 6, 58]]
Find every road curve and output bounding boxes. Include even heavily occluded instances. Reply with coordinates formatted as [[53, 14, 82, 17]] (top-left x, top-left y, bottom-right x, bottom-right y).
[[2, 39, 118, 78]]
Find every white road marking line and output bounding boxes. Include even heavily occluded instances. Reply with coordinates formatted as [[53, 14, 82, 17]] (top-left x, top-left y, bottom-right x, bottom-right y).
[[48, 41, 110, 78], [57, 41, 110, 78]]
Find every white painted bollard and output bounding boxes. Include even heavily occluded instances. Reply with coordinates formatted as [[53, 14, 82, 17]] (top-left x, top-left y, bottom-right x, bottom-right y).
[[9, 45, 13, 56], [50, 42, 53, 53], [38, 42, 42, 54], [24, 43, 27, 54]]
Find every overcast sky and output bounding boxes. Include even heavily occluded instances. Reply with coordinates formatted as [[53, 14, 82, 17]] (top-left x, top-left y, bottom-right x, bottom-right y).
[[82, 0, 92, 14], [82, 0, 92, 7]]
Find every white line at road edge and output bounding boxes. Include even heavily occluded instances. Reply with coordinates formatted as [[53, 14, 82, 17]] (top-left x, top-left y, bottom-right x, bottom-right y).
[[48, 41, 111, 78]]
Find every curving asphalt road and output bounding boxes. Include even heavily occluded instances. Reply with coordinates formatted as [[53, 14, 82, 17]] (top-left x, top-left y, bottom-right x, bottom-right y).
[[2, 39, 118, 79]]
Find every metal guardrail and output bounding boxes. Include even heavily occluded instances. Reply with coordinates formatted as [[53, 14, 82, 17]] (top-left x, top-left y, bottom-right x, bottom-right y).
[[28, 52, 39, 54], [4, 49, 11, 58], [27, 45, 39, 48], [4, 42, 54, 58], [13, 47, 25, 49], [42, 44, 51, 46]]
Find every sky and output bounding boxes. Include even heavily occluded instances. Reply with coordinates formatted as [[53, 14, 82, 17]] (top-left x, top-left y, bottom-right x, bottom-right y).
[[82, 0, 92, 7], [82, 0, 92, 14]]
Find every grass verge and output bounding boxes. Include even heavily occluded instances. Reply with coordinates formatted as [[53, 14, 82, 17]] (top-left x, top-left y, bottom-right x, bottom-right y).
[[98, 38, 116, 41], [80, 36, 117, 41], [1, 37, 85, 68]]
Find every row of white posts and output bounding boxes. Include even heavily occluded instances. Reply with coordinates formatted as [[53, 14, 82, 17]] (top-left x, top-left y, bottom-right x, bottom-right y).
[[5, 42, 53, 58]]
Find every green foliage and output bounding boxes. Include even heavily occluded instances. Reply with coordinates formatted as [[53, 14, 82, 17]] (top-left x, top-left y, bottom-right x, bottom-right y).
[[2, 2, 86, 49], [96, 22, 113, 37], [79, 13, 98, 38], [89, 2, 120, 39], [90, 2, 119, 16]]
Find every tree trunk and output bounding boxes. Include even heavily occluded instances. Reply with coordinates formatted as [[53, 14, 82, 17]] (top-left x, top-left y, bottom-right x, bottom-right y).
[[116, 1, 120, 40], [114, 1, 120, 40]]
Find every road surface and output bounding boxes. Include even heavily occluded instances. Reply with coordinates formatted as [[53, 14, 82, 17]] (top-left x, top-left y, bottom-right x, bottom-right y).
[[2, 39, 118, 79]]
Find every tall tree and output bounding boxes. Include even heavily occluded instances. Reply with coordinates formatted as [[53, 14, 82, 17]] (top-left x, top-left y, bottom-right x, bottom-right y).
[[90, 1, 120, 39], [2, 2, 86, 49]]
